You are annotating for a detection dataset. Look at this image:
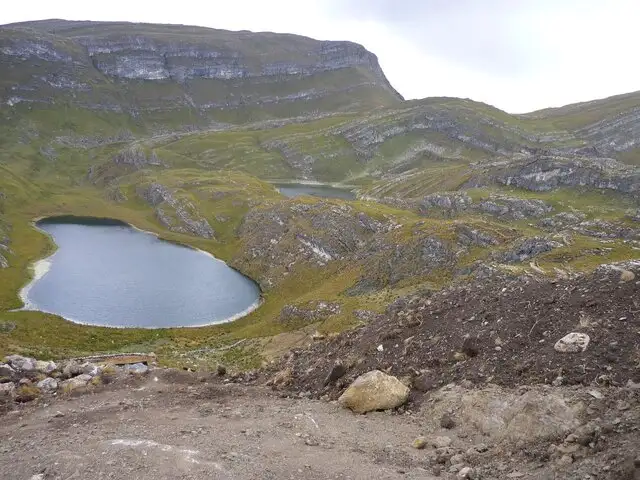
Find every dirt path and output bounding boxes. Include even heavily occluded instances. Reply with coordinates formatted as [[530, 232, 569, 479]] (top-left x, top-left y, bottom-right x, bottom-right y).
[[1, 370, 438, 480]]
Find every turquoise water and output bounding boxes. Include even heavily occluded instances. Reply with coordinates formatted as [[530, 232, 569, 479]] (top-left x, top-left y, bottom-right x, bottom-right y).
[[21, 218, 260, 328]]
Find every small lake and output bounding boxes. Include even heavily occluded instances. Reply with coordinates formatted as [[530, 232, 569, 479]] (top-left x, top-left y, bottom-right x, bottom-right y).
[[275, 183, 356, 200], [20, 217, 261, 328]]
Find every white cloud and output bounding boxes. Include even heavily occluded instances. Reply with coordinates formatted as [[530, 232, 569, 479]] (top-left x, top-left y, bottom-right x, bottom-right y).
[[2, 0, 639, 112]]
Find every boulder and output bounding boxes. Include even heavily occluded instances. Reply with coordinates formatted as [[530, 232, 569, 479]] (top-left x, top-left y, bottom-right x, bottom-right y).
[[428, 385, 583, 443], [554, 333, 590, 353], [0, 382, 16, 398], [61, 374, 92, 392], [338, 370, 410, 414], [34, 360, 57, 374], [81, 362, 101, 376], [37, 377, 58, 393], [5, 354, 36, 372], [0, 363, 15, 378], [62, 360, 83, 378], [125, 363, 149, 375]]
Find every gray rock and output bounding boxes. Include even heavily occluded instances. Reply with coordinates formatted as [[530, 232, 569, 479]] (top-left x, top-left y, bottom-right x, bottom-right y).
[[457, 467, 474, 479], [5, 355, 36, 372], [501, 237, 562, 263], [34, 360, 57, 374], [554, 333, 590, 353], [36, 377, 58, 392], [0, 363, 15, 377], [125, 363, 149, 375], [419, 192, 473, 215], [431, 436, 453, 448], [61, 374, 92, 392], [478, 195, 552, 220], [0, 253, 7, 268], [62, 360, 83, 378], [456, 225, 499, 247], [81, 362, 100, 377], [0, 382, 16, 397]]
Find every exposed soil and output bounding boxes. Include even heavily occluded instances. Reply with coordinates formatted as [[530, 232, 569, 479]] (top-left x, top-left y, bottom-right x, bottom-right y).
[[269, 262, 640, 400]]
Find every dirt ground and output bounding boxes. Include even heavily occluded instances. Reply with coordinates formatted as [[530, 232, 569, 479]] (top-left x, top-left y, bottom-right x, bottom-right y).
[[2, 369, 638, 480], [1, 370, 444, 480]]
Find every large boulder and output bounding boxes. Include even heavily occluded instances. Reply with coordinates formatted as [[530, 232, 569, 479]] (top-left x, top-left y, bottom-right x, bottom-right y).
[[338, 370, 410, 414], [35, 360, 57, 374], [124, 363, 149, 375], [0, 382, 16, 398], [554, 333, 590, 353], [5, 355, 36, 372], [427, 385, 583, 443], [36, 377, 58, 393], [60, 374, 92, 392], [0, 363, 15, 378]]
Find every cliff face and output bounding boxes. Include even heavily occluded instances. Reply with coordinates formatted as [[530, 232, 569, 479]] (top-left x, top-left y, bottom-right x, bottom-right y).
[[0, 20, 402, 126]]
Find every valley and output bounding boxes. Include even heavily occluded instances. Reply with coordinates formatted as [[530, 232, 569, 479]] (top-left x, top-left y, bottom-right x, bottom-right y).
[[0, 19, 639, 479]]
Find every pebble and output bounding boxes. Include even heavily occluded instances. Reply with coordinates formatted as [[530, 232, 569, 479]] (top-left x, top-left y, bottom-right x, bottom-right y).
[[412, 436, 427, 449], [457, 466, 474, 478]]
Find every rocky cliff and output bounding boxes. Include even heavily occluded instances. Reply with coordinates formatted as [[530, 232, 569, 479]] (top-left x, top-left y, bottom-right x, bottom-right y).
[[0, 19, 402, 132]]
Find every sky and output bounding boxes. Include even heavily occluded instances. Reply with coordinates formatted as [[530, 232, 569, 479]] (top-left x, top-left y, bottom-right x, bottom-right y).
[[2, 0, 639, 113]]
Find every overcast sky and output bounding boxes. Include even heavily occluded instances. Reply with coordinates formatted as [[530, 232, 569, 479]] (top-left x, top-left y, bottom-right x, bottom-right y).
[[2, 0, 639, 113]]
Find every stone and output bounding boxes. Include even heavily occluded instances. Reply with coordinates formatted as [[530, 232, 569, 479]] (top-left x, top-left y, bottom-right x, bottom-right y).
[[0, 382, 16, 397], [37, 377, 58, 392], [323, 362, 347, 386], [5, 354, 36, 372], [0, 363, 15, 377], [61, 374, 92, 392], [338, 370, 410, 414], [18, 378, 32, 386], [81, 362, 100, 376], [440, 414, 456, 429], [30, 474, 45, 480], [125, 363, 149, 375], [217, 364, 227, 376], [457, 467, 474, 479], [431, 436, 453, 448], [269, 367, 293, 388], [429, 385, 583, 443], [35, 360, 57, 374], [619, 269, 636, 282], [62, 360, 83, 378], [412, 436, 427, 449], [554, 333, 590, 353]]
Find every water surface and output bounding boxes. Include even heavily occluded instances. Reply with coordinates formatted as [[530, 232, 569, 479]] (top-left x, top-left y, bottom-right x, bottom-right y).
[[21, 218, 260, 328], [275, 183, 356, 200]]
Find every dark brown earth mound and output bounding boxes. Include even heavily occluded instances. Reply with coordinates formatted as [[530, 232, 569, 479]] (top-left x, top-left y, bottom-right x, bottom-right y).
[[269, 261, 640, 400]]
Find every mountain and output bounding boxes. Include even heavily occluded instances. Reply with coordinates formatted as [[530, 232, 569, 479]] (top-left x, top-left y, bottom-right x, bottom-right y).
[[0, 19, 402, 134]]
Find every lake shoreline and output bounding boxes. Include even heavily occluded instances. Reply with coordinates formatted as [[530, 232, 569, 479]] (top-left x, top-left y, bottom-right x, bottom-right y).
[[17, 215, 263, 330]]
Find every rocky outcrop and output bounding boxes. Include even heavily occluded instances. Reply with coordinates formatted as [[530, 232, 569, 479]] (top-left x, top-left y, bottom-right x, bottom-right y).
[[0, 20, 402, 124], [112, 146, 163, 169], [472, 155, 640, 196], [138, 183, 214, 238], [477, 195, 552, 220], [500, 237, 562, 263]]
